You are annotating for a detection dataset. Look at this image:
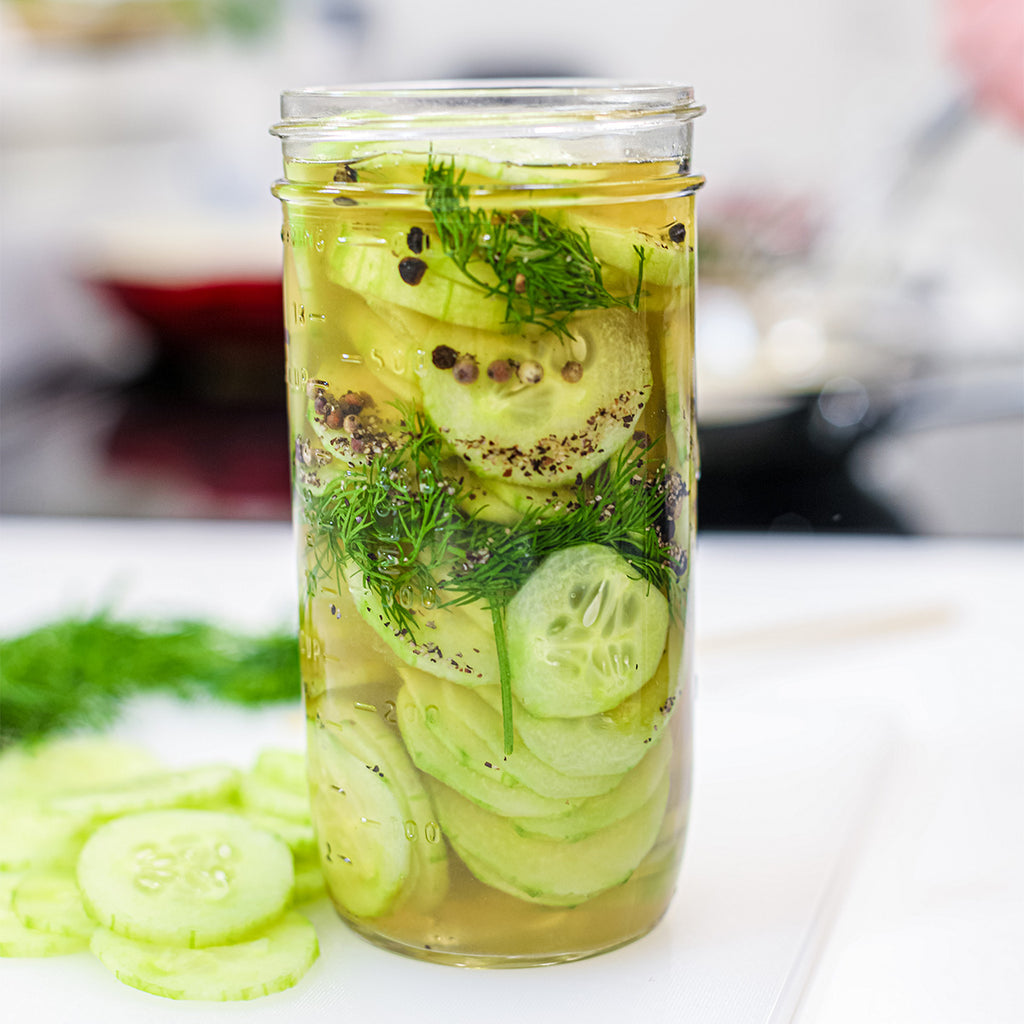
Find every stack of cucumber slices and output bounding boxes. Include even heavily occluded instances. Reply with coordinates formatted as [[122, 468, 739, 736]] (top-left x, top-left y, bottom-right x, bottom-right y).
[[290, 148, 693, 916], [0, 737, 321, 1001]]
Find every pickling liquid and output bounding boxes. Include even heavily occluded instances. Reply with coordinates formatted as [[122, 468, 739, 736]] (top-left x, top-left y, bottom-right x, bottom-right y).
[[278, 156, 699, 965]]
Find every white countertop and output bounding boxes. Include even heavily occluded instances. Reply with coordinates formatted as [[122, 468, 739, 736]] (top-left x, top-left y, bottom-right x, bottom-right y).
[[1, 516, 1021, 1023]]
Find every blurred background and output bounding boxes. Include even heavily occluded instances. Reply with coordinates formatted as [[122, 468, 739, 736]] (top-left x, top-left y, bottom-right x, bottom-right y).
[[1, 0, 1021, 534]]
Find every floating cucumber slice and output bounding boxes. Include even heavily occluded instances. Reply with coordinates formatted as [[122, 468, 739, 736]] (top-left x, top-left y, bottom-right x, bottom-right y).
[[423, 671, 622, 798], [348, 568, 499, 686], [50, 764, 240, 824], [418, 308, 650, 486], [77, 809, 294, 948], [395, 680, 582, 819], [477, 651, 679, 777], [563, 213, 691, 289], [507, 543, 669, 718], [455, 462, 576, 525], [335, 294, 426, 404], [399, 668, 624, 800], [509, 733, 671, 842], [319, 708, 448, 915], [306, 717, 409, 919], [328, 226, 507, 331], [430, 769, 669, 906], [12, 870, 95, 939], [89, 909, 318, 1001]]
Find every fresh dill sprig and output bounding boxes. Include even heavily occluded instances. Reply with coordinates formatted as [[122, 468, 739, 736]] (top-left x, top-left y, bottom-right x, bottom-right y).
[[423, 155, 646, 338], [0, 616, 300, 748], [302, 407, 687, 752]]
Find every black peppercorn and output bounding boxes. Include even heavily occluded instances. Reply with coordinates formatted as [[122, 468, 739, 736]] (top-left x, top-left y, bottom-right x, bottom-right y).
[[668, 223, 687, 244], [406, 226, 425, 254], [431, 345, 458, 369], [398, 257, 428, 285]]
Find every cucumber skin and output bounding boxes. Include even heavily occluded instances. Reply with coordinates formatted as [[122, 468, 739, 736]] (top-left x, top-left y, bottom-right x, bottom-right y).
[[430, 770, 670, 906], [89, 910, 319, 1001]]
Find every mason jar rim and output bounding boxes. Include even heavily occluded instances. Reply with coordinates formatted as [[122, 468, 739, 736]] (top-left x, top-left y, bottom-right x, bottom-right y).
[[271, 79, 704, 142]]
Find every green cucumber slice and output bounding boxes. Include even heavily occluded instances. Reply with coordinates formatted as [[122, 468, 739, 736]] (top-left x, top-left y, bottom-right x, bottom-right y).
[[477, 651, 679, 777], [306, 716, 412, 919], [89, 909, 318, 1001], [507, 543, 669, 718], [405, 670, 624, 800], [0, 872, 89, 957], [12, 870, 95, 939], [328, 228, 507, 331], [50, 764, 241, 823], [0, 802, 90, 871], [348, 567, 499, 685], [292, 856, 326, 904], [510, 733, 672, 841], [430, 769, 670, 906], [0, 738, 160, 800], [239, 772, 310, 824], [241, 813, 316, 857], [418, 308, 651, 486], [396, 678, 581, 819], [76, 809, 294, 948], [333, 707, 449, 914]]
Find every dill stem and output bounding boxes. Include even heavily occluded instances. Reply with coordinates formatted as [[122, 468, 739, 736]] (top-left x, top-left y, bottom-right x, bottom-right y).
[[490, 603, 514, 755]]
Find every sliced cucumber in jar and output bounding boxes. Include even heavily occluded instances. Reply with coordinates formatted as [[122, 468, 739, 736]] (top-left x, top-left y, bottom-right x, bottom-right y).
[[348, 568, 499, 686], [418, 308, 651, 486], [506, 543, 669, 718], [476, 651, 680, 777], [429, 767, 670, 907]]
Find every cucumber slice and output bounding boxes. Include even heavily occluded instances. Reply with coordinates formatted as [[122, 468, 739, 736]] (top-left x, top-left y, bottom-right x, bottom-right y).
[[89, 909, 318, 1001], [348, 567, 499, 686], [0, 738, 160, 800], [50, 764, 241, 823], [430, 769, 670, 906], [306, 717, 410, 919], [252, 749, 306, 792], [404, 670, 624, 800], [0, 802, 90, 871], [292, 856, 326, 904], [418, 308, 651, 486], [455, 463, 576, 525], [12, 870, 95, 939], [239, 772, 310, 824], [396, 679, 582, 819], [76, 809, 294, 948], [477, 651, 679, 777], [0, 872, 89, 957], [327, 707, 449, 914], [507, 543, 669, 718], [241, 813, 316, 857], [328, 227, 507, 331], [509, 733, 672, 842]]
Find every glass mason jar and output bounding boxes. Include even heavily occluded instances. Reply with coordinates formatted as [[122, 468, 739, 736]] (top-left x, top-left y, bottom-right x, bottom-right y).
[[272, 81, 704, 967]]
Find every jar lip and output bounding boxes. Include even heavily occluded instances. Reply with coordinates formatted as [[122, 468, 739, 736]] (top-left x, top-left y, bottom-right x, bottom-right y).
[[272, 79, 704, 140]]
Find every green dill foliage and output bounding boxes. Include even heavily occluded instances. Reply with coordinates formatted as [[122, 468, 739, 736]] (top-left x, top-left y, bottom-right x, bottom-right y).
[[0, 616, 300, 747], [302, 406, 686, 752], [423, 155, 647, 337]]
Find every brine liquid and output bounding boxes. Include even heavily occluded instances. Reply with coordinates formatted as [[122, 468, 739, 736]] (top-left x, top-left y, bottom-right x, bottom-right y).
[[279, 155, 699, 965]]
